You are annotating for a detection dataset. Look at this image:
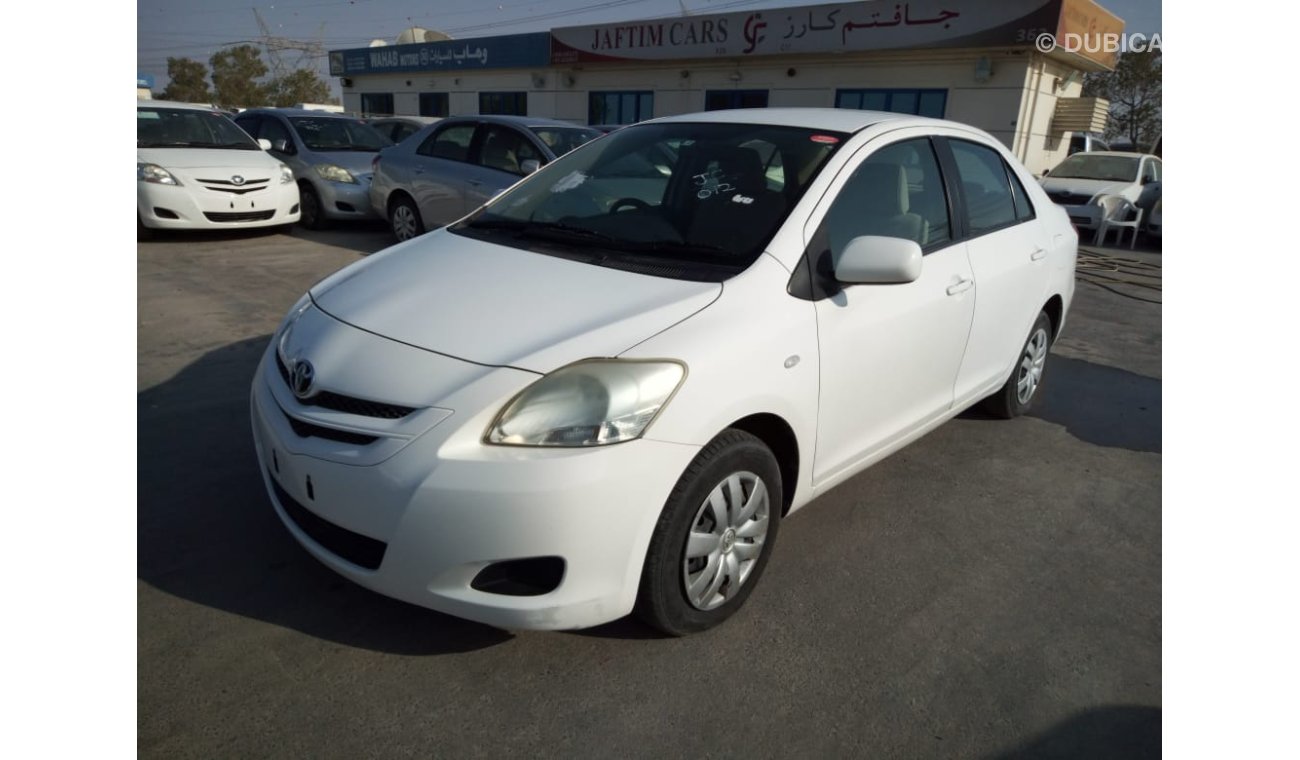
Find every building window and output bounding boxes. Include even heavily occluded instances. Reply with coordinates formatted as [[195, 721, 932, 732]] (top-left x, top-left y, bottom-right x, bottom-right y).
[[836, 89, 947, 118], [588, 91, 653, 125], [419, 92, 449, 118], [359, 92, 394, 116], [704, 90, 769, 111], [479, 92, 527, 116]]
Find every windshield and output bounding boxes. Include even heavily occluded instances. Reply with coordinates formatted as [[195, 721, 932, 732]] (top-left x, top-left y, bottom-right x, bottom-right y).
[[1049, 154, 1139, 182], [137, 107, 259, 150], [289, 117, 392, 152], [530, 126, 601, 157], [451, 122, 846, 282]]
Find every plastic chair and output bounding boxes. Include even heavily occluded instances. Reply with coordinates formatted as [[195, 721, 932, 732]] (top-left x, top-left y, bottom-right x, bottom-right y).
[[1093, 194, 1144, 249]]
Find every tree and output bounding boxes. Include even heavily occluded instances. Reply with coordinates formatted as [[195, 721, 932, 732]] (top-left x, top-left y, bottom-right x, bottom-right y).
[[1083, 49, 1162, 151], [210, 45, 270, 109], [269, 68, 334, 107], [161, 57, 212, 103]]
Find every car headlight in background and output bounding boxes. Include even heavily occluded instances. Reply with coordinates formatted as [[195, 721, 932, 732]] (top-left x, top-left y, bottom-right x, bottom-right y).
[[314, 164, 357, 184], [488, 360, 686, 447], [280, 164, 295, 184], [138, 163, 180, 186]]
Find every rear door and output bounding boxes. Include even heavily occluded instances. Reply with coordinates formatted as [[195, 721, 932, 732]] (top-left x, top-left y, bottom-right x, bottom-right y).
[[408, 121, 479, 225], [941, 137, 1053, 403]]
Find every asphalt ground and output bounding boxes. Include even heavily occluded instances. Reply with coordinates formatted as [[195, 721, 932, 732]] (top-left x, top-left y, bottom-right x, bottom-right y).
[[138, 223, 1161, 758]]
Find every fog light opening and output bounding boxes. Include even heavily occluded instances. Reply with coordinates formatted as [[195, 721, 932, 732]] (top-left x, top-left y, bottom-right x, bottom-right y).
[[471, 557, 565, 597]]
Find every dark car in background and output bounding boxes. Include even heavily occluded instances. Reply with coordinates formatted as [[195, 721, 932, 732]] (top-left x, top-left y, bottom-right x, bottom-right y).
[[369, 115, 601, 241]]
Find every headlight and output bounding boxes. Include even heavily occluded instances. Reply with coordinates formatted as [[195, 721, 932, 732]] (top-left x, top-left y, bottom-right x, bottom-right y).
[[314, 164, 356, 184], [279, 163, 294, 184], [138, 162, 180, 186], [487, 359, 686, 447]]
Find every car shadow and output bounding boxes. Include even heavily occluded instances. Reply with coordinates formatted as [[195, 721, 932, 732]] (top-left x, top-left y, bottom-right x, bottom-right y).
[[138, 336, 514, 655], [140, 221, 394, 257], [985, 704, 1160, 759], [961, 354, 1160, 454]]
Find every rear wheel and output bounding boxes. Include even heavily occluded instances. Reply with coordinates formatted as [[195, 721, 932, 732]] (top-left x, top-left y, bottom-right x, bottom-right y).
[[636, 429, 782, 636], [981, 310, 1052, 418], [389, 195, 425, 242]]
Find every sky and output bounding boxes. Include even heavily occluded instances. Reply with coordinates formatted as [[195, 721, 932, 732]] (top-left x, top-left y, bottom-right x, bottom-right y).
[[137, 0, 1162, 93]]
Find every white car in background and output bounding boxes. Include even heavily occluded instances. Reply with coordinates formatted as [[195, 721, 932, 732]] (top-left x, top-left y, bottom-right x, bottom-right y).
[[137, 100, 299, 238], [252, 109, 1077, 635], [1039, 151, 1161, 233]]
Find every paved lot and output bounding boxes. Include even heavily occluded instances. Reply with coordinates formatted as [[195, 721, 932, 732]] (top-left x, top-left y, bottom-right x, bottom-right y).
[[138, 224, 1160, 758]]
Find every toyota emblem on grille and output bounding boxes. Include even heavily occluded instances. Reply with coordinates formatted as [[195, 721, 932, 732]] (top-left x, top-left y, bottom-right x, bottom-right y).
[[290, 359, 316, 399], [231, 175, 246, 186]]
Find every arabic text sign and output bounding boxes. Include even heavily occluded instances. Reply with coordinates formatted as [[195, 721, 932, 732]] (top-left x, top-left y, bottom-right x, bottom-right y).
[[551, 0, 1062, 63], [330, 32, 550, 76]]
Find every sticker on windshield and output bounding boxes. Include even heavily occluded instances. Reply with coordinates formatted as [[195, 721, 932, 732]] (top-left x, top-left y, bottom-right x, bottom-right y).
[[137, 111, 160, 120], [550, 170, 587, 193], [810, 134, 839, 144], [731, 195, 754, 205], [693, 168, 735, 199]]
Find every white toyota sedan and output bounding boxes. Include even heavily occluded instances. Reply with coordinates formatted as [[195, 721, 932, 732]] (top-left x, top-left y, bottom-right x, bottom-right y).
[[138, 100, 300, 237], [251, 109, 1076, 635]]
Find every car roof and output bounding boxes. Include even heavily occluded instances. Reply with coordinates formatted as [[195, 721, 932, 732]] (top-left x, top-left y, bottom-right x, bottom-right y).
[[1068, 151, 1157, 159], [649, 107, 928, 133], [369, 116, 438, 125], [138, 100, 225, 112], [440, 114, 598, 130], [239, 107, 359, 119]]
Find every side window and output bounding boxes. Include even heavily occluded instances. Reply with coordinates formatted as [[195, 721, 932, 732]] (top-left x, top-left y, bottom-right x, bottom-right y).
[[1007, 165, 1036, 222], [392, 123, 418, 142], [949, 140, 1017, 234], [477, 126, 542, 175], [234, 115, 260, 139], [821, 137, 952, 254], [418, 124, 476, 162]]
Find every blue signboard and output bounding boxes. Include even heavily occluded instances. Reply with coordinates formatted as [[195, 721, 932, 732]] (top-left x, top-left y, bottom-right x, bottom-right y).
[[137, 73, 156, 89], [329, 32, 550, 76]]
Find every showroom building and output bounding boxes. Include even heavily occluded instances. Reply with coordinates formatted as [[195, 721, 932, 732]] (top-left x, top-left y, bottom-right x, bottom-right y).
[[329, 0, 1122, 174]]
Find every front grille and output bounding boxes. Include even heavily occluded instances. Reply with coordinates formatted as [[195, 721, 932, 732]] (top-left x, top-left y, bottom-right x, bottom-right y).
[[204, 185, 267, 195], [1047, 192, 1093, 206], [283, 410, 378, 445], [276, 353, 416, 419], [204, 210, 275, 222], [198, 177, 270, 185], [270, 472, 387, 570]]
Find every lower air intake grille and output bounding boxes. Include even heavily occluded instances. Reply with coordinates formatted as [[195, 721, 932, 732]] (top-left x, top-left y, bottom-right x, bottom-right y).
[[271, 473, 386, 570], [204, 210, 276, 222]]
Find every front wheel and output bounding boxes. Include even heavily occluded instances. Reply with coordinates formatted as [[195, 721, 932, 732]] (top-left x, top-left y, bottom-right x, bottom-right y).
[[389, 195, 425, 242], [298, 183, 329, 230], [981, 310, 1053, 418], [636, 429, 782, 636]]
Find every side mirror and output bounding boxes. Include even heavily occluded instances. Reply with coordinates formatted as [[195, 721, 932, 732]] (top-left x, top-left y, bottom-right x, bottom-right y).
[[520, 158, 541, 175], [1041, 168, 1051, 177], [1140, 175, 1152, 185], [834, 236, 922, 284], [272, 138, 294, 154], [257, 138, 272, 151]]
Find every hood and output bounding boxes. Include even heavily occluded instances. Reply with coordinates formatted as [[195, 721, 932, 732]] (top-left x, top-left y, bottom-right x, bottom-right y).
[[1039, 176, 1135, 199], [310, 228, 722, 373], [309, 150, 380, 177], [137, 147, 280, 171]]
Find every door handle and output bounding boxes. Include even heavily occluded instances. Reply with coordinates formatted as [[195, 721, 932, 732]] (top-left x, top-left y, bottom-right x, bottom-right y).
[[1031, 248, 1047, 261], [946, 278, 974, 296]]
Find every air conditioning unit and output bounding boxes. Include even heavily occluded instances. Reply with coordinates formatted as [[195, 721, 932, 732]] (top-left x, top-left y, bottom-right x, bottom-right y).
[[340, 77, 353, 88]]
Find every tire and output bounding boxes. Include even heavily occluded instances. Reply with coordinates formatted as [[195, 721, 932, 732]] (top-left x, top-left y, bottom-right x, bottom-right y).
[[636, 429, 783, 636], [298, 183, 329, 230], [388, 194, 425, 242], [981, 310, 1053, 419]]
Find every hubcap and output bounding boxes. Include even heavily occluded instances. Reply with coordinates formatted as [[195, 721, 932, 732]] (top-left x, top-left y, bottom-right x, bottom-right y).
[[392, 205, 417, 241], [682, 471, 770, 611], [1016, 327, 1049, 404]]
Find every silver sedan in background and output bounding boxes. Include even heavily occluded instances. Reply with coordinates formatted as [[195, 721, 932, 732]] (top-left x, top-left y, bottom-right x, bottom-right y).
[[370, 115, 602, 241]]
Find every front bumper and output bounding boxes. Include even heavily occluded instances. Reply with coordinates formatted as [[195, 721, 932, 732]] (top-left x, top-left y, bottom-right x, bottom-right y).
[[138, 180, 299, 230], [315, 174, 379, 221], [249, 336, 698, 630], [1061, 204, 1101, 231]]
